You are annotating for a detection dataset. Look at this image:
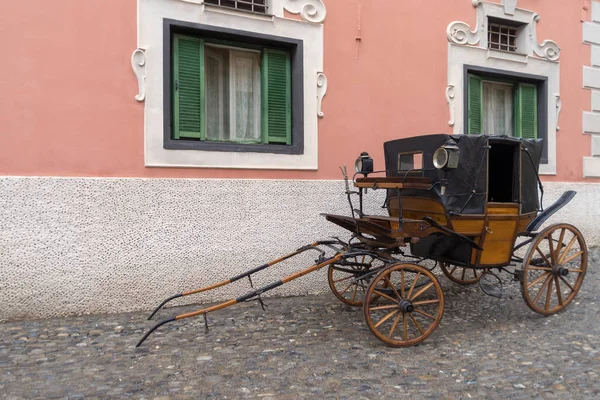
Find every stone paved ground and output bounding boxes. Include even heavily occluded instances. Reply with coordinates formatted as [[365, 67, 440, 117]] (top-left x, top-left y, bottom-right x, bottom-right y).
[[1, 249, 599, 399]]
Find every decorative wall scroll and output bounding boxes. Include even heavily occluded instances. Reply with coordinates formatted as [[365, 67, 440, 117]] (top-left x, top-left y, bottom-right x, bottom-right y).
[[317, 72, 327, 118], [531, 14, 561, 62], [282, 0, 326, 24], [131, 48, 146, 102], [446, 21, 480, 46], [446, 85, 456, 127]]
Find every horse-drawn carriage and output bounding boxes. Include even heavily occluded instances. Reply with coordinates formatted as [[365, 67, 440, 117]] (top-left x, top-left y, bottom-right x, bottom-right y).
[[137, 134, 587, 348]]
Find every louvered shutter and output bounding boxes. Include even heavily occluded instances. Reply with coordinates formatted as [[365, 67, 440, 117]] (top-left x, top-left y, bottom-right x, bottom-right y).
[[515, 83, 537, 139], [173, 35, 205, 139], [261, 49, 291, 145], [467, 74, 483, 135]]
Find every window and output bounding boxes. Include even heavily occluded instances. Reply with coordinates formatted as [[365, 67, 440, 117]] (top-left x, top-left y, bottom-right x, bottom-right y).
[[172, 34, 292, 147], [467, 73, 537, 139], [204, 0, 267, 14], [487, 18, 526, 54]]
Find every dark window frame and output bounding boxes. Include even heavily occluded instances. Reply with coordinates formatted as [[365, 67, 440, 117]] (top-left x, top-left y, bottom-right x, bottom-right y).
[[463, 65, 548, 164], [163, 18, 304, 155]]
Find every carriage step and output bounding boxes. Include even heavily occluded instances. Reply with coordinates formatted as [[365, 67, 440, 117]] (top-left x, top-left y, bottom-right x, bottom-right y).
[[526, 190, 576, 232]]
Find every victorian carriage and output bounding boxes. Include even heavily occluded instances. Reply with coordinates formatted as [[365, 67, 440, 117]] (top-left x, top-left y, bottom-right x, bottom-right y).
[[137, 134, 587, 348]]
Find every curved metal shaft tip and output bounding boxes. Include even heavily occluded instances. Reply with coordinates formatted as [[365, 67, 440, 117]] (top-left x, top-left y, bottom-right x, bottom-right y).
[[147, 294, 182, 320], [136, 317, 176, 348]]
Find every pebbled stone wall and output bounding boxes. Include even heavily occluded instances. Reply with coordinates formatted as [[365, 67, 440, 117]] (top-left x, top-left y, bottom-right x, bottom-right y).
[[0, 177, 598, 321]]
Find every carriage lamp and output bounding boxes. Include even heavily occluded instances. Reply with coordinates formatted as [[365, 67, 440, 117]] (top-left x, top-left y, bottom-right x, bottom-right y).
[[433, 138, 460, 170], [355, 152, 374, 177]]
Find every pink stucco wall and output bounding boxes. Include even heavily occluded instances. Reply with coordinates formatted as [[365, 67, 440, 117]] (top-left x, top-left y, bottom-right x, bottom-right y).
[[0, 0, 596, 181]]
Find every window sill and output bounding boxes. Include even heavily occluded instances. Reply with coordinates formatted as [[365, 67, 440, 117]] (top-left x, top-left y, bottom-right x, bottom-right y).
[[164, 139, 303, 155], [486, 49, 528, 64]]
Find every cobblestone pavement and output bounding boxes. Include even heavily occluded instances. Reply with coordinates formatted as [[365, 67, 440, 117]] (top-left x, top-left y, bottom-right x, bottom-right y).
[[1, 250, 599, 399]]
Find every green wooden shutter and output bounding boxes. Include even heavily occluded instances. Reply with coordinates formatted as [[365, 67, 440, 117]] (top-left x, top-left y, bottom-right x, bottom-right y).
[[467, 74, 483, 135], [261, 49, 291, 145], [173, 35, 205, 140], [514, 83, 537, 139]]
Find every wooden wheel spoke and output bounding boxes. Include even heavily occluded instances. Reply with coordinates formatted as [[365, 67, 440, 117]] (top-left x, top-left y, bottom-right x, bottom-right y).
[[558, 236, 577, 264], [461, 267, 466, 281], [527, 272, 550, 290], [556, 228, 566, 261], [388, 311, 402, 339], [532, 274, 552, 305], [351, 284, 358, 302], [449, 265, 458, 275], [567, 268, 584, 273], [413, 308, 436, 320], [409, 313, 424, 335], [402, 312, 408, 340], [528, 266, 552, 271], [544, 276, 554, 311], [339, 282, 354, 296], [370, 304, 400, 311], [559, 275, 575, 292], [534, 247, 553, 268], [472, 268, 478, 278], [333, 275, 355, 283], [373, 290, 399, 303], [547, 235, 556, 265], [554, 276, 563, 306], [400, 270, 405, 298], [384, 276, 401, 300], [562, 251, 584, 265], [374, 310, 399, 328], [410, 282, 435, 301], [412, 299, 440, 306], [406, 272, 421, 300]]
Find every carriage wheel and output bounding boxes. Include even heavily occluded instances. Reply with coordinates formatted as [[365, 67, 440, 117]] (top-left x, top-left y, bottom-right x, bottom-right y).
[[440, 262, 483, 285], [363, 263, 444, 347], [521, 223, 587, 316], [328, 255, 379, 307]]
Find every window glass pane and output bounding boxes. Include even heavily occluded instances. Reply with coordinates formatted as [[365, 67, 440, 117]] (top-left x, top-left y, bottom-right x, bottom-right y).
[[205, 47, 227, 140], [483, 81, 514, 137]]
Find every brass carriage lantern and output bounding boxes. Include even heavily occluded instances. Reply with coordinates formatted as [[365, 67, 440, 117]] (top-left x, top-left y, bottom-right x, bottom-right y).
[[355, 152, 374, 177], [433, 139, 460, 170]]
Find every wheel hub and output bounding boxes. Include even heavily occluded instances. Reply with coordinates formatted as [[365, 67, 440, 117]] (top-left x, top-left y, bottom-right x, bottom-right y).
[[553, 264, 569, 276], [398, 299, 414, 313]]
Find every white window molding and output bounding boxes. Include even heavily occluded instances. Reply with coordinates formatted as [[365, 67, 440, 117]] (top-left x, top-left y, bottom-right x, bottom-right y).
[[136, 0, 325, 170], [446, 0, 560, 175]]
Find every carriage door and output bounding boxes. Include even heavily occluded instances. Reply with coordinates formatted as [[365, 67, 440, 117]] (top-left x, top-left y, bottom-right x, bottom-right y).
[[478, 142, 520, 266]]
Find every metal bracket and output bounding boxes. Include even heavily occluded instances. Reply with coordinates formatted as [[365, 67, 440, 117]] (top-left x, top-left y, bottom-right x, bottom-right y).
[[202, 313, 209, 334], [256, 295, 268, 311]]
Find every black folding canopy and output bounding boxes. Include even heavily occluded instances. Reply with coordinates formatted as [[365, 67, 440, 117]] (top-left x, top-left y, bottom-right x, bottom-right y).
[[383, 134, 544, 215]]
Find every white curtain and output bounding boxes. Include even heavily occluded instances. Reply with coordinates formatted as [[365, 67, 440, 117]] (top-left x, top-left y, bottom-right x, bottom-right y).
[[483, 81, 514, 137], [231, 51, 260, 141]]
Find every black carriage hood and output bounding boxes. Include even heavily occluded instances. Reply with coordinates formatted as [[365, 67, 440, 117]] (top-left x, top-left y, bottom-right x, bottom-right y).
[[383, 134, 543, 215]]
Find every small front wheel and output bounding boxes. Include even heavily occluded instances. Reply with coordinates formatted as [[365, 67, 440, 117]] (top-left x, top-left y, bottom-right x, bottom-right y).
[[328, 255, 378, 307], [363, 263, 444, 347], [440, 262, 483, 285]]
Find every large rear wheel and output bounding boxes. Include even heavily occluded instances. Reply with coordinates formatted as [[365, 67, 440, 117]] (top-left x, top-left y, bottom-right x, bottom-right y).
[[520, 224, 587, 315], [363, 263, 444, 347]]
